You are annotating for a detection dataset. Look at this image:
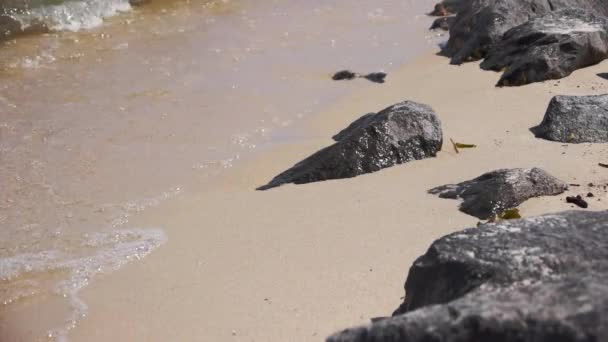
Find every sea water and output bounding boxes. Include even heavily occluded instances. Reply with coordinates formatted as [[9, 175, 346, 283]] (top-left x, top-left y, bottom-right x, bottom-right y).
[[0, 0, 439, 340]]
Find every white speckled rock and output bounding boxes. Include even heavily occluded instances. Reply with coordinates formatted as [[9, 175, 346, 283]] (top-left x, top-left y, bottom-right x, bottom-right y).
[[532, 94, 608, 143], [257, 101, 443, 190], [328, 211, 608, 342]]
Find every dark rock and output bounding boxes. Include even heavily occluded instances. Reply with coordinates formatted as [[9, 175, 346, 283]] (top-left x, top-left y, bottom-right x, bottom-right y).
[[445, 0, 608, 65], [430, 0, 470, 16], [567, 195, 588, 208], [327, 210, 608, 342], [332, 70, 357, 81], [332, 113, 375, 142], [532, 95, 608, 143], [0, 15, 49, 41], [429, 168, 568, 219], [257, 101, 443, 190], [587, 192, 594, 197], [430, 16, 455, 31], [480, 9, 608, 86], [0, 15, 21, 40]]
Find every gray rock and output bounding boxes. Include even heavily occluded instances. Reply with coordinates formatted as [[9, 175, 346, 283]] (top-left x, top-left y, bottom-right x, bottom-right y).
[[429, 168, 568, 219], [532, 94, 608, 143], [327, 210, 608, 342], [257, 101, 443, 190], [445, 0, 608, 65], [481, 9, 608, 86]]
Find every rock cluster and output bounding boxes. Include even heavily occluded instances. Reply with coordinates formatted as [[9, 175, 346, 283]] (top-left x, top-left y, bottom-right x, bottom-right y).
[[328, 211, 608, 342]]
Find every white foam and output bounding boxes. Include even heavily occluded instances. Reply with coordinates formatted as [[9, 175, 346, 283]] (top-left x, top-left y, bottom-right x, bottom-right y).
[[0, 227, 167, 342], [10, 0, 132, 32]]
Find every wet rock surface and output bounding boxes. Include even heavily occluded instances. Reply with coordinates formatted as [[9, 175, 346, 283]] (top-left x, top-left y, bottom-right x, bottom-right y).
[[328, 210, 608, 342], [445, 0, 608, 65], [429, 168, 568, 219], [257, 101, 443, 190], [480, 9, 608, 86], [532, 94, 608, 143]]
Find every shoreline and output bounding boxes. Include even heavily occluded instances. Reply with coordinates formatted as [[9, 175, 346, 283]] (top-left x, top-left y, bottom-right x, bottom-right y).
[[65, 51, 608, 341], [0, 1, 440, 341]]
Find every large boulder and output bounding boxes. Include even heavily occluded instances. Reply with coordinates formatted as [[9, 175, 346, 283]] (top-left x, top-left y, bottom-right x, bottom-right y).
[[429, 168, 568, 219], [327, 210, 608, 342], [445, 0, 608, 65], [257, 101, 443, 190], [532, 94, 608, 143], [480, 9, 608, 86]]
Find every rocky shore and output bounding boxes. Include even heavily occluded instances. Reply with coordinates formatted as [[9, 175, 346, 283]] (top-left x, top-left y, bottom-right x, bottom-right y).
[[310, 0, 608, 340]]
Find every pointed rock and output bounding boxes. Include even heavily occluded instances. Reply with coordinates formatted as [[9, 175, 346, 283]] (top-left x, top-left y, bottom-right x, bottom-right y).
[[257, 101, 443, 190]]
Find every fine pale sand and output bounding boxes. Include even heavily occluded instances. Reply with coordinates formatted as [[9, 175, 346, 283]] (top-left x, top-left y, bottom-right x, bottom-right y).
[[47, 53, 608, 341]]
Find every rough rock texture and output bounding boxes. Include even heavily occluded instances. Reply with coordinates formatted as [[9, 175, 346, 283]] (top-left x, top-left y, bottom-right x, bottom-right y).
[[327, 210, 608, 342], [445, 0, 608, 65], [257, 101, 443, 190], [429, 168, 568, 219], [532, 94, 608, 143], [480, 9, 608, 86]]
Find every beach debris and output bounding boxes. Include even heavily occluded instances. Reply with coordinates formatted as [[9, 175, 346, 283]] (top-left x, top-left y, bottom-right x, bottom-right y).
[[429, 168, 568, 219], [531, 95, 608, 143], [449, 139, 477, 153], [328, 211, 608, 342], [332, 70, 387, 83], [257, 101, 443, 190], [332, 70, 357, 81], [599, 163, 608, 168], [566, 195, 588, 208], [498, 208, 521, 220], [363, 72, 387, 84]]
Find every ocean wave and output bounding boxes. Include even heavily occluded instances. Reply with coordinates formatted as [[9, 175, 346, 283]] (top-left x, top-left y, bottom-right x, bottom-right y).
[[0, 227, 167, 342], [1, 0, 133, 39]]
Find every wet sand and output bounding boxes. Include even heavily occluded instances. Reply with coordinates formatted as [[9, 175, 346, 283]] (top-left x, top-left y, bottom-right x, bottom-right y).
[[0, 0, 440, 340], [3, 0, 608, 341], [59, 54, 608, 341]]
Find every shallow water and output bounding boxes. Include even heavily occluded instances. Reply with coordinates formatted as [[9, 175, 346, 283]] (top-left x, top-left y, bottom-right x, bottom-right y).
[[0, 0, 438, 340]]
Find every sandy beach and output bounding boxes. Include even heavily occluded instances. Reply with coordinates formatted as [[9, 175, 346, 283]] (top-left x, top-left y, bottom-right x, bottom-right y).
[[30, 53, 608, 341], [2, 0, 608, 341]]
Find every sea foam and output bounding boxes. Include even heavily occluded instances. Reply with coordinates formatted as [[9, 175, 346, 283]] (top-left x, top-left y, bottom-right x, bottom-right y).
[[0, 227, 167, 342]]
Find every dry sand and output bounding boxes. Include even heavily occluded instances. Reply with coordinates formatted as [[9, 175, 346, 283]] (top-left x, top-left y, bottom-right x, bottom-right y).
[[44, 52, 608, 341]]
